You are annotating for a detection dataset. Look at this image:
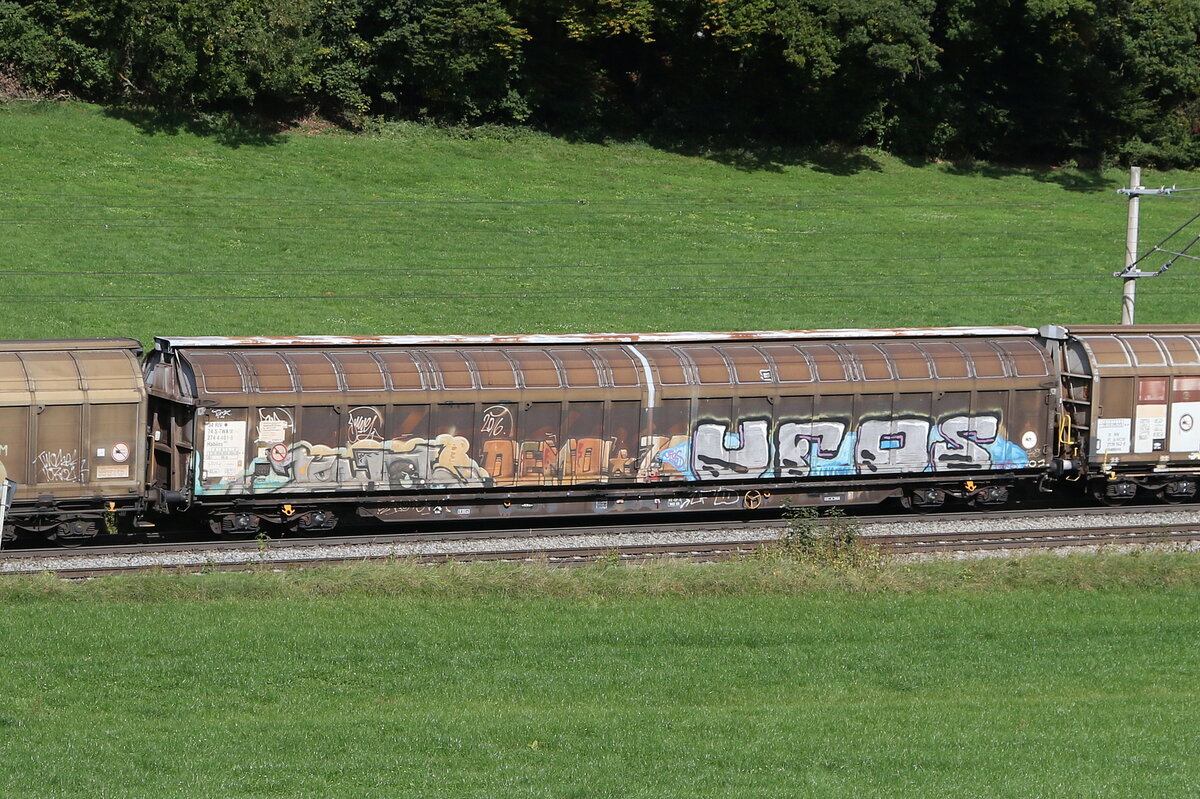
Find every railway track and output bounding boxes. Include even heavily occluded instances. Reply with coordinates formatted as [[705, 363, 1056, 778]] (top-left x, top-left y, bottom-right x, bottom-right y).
[[4, 504, 1200, 578], [4, 499, 1196, 554]]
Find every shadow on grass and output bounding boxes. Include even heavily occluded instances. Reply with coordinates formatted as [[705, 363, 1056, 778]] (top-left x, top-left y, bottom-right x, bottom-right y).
[[96, 103, 1120, 191], [101, 106, 286, 148], [935, 158, 1116, 192], [681, 142, 1115, 189], [596, 129, 1114, 189], [650, 138, 884, 175]]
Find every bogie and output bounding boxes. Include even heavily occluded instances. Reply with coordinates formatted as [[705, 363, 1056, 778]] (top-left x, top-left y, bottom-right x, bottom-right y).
[[1157, 479, 1197, 504], [900, 487, 947, 512], [209, 512, 262, 539], [1093, 480, 1138, 507], [47, 518, 99, 543], [968, 484, 1011, 510]]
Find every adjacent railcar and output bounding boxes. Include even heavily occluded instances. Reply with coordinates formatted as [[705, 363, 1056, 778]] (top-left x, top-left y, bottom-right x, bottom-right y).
[[0, 339, 147, 542], [1055, 325, 1200, 503], [142, 328, 1057, 534]]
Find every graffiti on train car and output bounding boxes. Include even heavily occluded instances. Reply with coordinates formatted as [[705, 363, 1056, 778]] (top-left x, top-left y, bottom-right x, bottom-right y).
[[195, 408, 1031, 495], [37, 448, 84, 482], [639, 413, 1029, 482], [198, 435, 494, 495], [347, 407, 383, 443]]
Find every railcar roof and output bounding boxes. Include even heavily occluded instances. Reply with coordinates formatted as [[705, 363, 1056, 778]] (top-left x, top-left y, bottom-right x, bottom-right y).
[[1064, 324, 1200, 334], [154, 327, 1039, 352], [0, 338, 142, 353]]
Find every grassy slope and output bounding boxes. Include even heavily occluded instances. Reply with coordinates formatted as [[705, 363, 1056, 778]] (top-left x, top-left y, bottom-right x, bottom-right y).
[[2, 557, 1200, 798], [3, 103, 1200, 797], [2, 102, 1198, 344]]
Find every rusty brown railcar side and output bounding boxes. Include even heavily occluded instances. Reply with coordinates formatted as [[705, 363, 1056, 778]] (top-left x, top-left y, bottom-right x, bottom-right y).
[[144, 329, 1057, 534], [1056, 325, 1200, 504], [0, 339, 146, 542]]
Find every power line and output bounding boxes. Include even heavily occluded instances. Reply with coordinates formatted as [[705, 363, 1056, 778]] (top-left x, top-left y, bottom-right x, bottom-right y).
[[0, 219, 1111, 237], [0, 211, 1077, 224], [0, 254, 1115, 276], [1124, 207, 1200, 272], [1, 191, 1072, 210], [0, 274, 1125, 285], [4, 285, 1195, 302]]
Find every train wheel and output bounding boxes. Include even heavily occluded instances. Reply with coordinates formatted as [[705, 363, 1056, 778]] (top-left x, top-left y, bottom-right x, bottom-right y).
[[1156, 480, 1197, 504], [901, 488, 945, 513], [281, 510, 339, 536], [968, 485, 1010, 511], [1156, 490, 1186, 505], [1093, 482, 1136, 506], [1096, 495, 1132, 507], [208, 513, 262, 539], [47, 519, 99, 545]]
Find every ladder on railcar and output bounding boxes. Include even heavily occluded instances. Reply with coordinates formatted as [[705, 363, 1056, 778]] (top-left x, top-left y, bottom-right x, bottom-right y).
[[1059, 371, 1092, 460]]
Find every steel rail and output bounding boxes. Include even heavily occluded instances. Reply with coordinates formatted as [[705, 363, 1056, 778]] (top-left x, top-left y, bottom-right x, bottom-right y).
[[10, 522, 1200, 580]]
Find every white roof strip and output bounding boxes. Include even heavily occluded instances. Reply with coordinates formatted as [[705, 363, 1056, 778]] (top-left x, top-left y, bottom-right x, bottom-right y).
[[156, 326, 1039, 352]]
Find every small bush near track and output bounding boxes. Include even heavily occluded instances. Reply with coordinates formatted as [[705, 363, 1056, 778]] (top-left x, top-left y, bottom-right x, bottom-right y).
[[762, 505, 890, 571]]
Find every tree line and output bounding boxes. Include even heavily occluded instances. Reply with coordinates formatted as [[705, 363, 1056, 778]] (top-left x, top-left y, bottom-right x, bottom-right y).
[[3, 0, 1198, 165]]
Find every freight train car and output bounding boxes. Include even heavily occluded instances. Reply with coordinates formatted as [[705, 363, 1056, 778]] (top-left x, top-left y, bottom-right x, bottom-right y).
[[141, 328, 1058, 536], [4, 324, 1193, 545], [1052, 325, 1200, 504], [0, 339, 147, 542]]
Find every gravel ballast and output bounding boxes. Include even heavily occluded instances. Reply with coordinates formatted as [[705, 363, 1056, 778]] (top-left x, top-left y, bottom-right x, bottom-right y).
[[4, 508, 1200, 575]]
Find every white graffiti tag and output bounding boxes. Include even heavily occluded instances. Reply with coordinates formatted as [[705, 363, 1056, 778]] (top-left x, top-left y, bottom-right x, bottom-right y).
[[256, 408, 293, 444], [347, 407, 383, 443], [37, 449, 82, 482], [481, 406, 514, 438]]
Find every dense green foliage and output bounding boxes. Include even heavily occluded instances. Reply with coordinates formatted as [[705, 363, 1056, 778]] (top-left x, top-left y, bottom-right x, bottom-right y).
[[2, 555, 1200, 797], [2, 0, 1198, 165]]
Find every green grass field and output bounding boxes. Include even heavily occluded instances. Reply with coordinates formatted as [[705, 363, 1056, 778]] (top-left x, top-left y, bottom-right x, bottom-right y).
[[4, 101, 1200, 797], [2, 101, 1198, 345], [2, 556, 1200, 798]]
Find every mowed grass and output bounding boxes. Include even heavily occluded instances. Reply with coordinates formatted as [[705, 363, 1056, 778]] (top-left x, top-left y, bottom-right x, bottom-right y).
[[2, 554, 1200, 798], [4, 103, 1200, 797], [2, 101, 1199, 344]]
